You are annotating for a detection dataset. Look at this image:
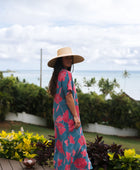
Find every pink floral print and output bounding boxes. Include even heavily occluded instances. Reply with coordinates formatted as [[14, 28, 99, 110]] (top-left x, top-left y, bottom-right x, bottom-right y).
[[53, 69, 92, 170]]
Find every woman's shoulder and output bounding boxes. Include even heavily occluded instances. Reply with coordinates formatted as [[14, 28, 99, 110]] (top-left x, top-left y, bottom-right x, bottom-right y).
[[60, 69, 72, 76], [58, 69, 72, 81]]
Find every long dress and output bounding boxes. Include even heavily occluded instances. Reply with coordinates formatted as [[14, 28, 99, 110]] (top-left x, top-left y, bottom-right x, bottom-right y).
[[53, 68, 93, 170]]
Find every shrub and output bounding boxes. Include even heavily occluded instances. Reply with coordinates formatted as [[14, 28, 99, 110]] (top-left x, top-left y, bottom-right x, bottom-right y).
[[35, 135, 55, 166], [87, 135, 140, 170], [78, 92, 108, 127], [108, 148, 140, 170], [0, 130, 54, 164], [1, 74, 140, 132], [108, 93, 139, 129], [0, 77, 15, 121], [87, 135, 110, 170]]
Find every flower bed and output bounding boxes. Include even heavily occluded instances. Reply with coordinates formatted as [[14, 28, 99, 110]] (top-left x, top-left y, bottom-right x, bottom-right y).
[[0, 130, 140, 169], [0, 129, 54, 166]]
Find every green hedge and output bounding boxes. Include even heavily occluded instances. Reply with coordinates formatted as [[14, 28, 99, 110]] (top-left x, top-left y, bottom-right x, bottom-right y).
[[0, 75, 140, 134]]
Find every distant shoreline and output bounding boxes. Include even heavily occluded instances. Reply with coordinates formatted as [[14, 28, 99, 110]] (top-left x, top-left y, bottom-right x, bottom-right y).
[[0, 70, 16, 73]]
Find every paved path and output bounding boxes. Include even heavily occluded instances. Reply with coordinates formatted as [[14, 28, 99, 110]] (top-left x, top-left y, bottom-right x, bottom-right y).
[[0, 158, 53, 170]]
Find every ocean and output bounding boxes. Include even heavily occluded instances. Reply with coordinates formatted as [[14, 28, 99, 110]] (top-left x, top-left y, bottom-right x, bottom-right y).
[[3, 70, 140, 101]]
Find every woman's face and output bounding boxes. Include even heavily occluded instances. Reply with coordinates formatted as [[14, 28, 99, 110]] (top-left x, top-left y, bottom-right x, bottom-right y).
[[62, 56, 73, 68]]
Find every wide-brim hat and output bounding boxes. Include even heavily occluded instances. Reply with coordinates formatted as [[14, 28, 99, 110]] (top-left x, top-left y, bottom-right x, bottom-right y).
[[47, 47, 84, 68]]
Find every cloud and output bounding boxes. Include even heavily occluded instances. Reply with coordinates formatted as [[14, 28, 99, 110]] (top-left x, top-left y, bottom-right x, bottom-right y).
[[0, 0, 140, 70], [1, 0, 140, 26]]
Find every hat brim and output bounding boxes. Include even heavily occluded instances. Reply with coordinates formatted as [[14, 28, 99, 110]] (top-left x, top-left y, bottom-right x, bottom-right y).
[[48, 54, 84, 68]]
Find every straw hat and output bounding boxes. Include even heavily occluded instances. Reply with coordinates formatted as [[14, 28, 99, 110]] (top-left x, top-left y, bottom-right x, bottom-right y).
[[48, 47, 84, 68]]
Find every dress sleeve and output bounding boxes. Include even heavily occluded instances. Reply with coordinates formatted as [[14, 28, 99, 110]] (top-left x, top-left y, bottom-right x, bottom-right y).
[[62, 71, 73, 96]]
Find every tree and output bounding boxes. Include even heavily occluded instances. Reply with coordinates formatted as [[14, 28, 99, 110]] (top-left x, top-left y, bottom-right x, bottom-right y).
[[122, 70, 130, 91], [98, 78, 120, 97], [0, 72, 3, 79], [74, 78, 82, 93], [83, 77, 96, 93]]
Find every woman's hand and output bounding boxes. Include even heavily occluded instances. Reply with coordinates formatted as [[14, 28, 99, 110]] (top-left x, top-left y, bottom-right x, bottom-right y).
[[74, 116, 81, 129]]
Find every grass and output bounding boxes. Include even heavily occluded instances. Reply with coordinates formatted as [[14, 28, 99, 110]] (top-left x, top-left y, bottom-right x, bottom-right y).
[[0, 121, 140, 154]]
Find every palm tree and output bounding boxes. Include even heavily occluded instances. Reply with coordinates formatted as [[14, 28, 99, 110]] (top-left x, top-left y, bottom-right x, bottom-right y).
[[98, 78, 120, 97], [122, 70, 130, 91], [83, 77, 96, 93]]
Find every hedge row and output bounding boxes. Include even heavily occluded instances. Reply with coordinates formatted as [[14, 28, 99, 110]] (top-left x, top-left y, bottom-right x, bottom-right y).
[[0, 75, 140, 133]]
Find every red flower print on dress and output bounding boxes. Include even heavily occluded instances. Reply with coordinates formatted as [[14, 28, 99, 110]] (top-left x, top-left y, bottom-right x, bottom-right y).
[[68, 135, 75, 144], [63, 110, 69, 122], [75, 98, 78, 103], [58, 70, 67, 82], [74, 158, 87, 169], [65, 164, 70, 170], [56, 115, 63, 123], [56, 105, 59, 112], [81, 149, 87, 157], [71, 156, 73, 164], [54, 88, 62, 104], [67, 80, 72, 91], [73, 149, 76, 156], [53, 160, 56, 166], [58, 159, 63, 166], [78, 135, 86, 146], [64, 139, 68, 146], [57, 122, 66, 135], [55, 127, 57, 138], [56, 140, 65, 155], [73, 85, 77, 94], [54, 93, 62, 104], [68, 119, 75, 132], [66, 152, 71, 162]]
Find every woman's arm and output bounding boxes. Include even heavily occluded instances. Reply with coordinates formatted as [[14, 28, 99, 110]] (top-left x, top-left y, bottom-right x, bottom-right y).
[[66, 92, 81, 129]]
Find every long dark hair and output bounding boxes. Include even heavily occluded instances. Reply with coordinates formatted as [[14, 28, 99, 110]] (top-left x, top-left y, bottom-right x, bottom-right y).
[[48, 57, 72, 97]]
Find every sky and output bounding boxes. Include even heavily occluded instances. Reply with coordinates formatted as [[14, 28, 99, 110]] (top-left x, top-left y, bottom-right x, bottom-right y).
[[0, 0, 140, 71]]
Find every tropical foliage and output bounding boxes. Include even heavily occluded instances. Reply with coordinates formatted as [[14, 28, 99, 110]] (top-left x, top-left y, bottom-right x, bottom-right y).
[[0, 130, 54, 166], [1, 130, 139, 169], [87, 135, 140, 170], [0, 73, 140, 133]]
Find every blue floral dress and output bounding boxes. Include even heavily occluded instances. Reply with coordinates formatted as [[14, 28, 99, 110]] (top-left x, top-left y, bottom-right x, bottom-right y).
[[53, 69, 92, 170]]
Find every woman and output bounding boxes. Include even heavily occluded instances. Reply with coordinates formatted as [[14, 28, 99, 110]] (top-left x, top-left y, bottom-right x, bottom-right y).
[[48, 47, 92, 170]]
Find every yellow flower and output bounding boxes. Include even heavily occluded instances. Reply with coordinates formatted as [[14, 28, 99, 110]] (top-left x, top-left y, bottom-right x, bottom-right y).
[[135, 154, 140, 159], [118, 154, 122, 159], [124, 149, 136, 158], [23, 138, 31, 145], [19, 158, 23, 162], [15, 143, 23, 151], [34, 133, 40, 140], [108, 153, 114, 160], [23, 151, 37, 158], [13, 133, 18, 140], [18, 131, 22, 136], [1, 130, 7, 138], [14, 152, 21, 160]]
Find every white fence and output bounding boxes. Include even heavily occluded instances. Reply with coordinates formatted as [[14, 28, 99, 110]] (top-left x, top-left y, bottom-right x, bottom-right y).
[[5, 112, 46, 127], [5, 112, 138, 137], [83, 123, 138, 137]]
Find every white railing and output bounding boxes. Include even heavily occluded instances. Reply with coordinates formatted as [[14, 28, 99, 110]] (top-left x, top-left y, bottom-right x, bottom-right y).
[[5, 112, 46, 127], [5, 112, 138, 136], [83, 123, 138, 137]]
